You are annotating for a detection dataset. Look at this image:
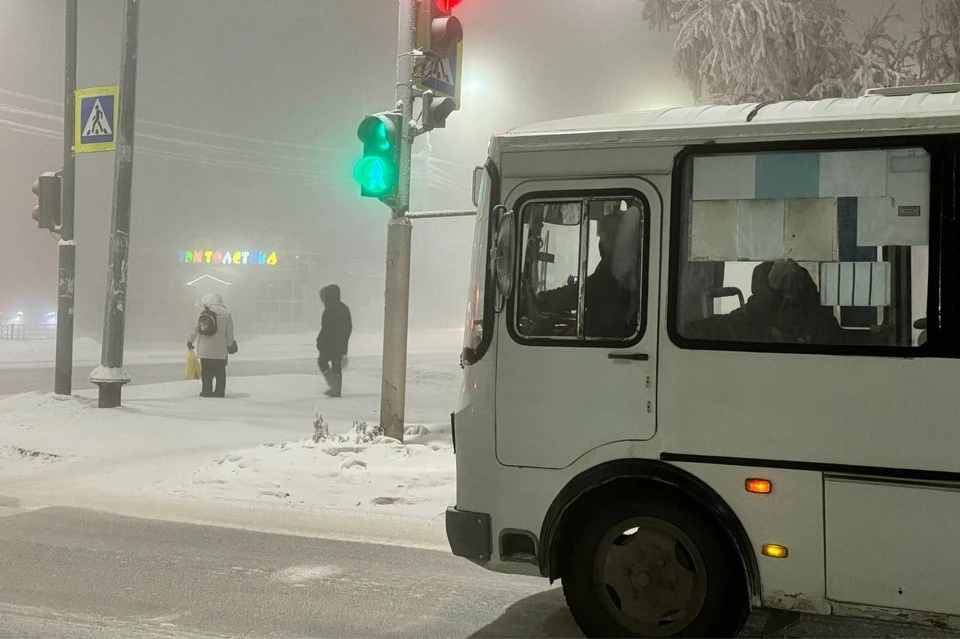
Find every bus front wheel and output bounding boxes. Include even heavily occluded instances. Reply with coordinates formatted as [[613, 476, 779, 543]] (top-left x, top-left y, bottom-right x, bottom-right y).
[[561, 492, 747, 638]]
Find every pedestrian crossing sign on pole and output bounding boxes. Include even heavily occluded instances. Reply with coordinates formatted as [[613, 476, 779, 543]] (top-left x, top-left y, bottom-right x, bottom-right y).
[[75, 86, 119, 153], [414, 8, 463, 107], [416, 43, 463, 106]]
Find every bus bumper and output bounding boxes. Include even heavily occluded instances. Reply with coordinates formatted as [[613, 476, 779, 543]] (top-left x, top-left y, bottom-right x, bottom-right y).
[[445, 506, 492, 562]]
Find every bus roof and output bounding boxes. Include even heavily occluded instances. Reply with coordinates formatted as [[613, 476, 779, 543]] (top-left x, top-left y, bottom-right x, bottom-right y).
[[497, 88, 960, 147]]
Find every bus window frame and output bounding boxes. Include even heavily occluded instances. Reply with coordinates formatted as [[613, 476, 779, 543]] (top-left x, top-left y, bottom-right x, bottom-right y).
[[461, 158, 502, 367], [505, 188, 652, 350], [666, 135, 956, 359]]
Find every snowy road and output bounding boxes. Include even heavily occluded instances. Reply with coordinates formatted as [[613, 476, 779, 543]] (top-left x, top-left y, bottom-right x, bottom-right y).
[[1, 506, 956, 639], [0, 505, 558, 638]]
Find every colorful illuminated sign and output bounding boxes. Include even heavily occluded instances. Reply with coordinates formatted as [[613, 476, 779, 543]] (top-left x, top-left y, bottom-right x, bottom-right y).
[[178, 250, 278, 266]]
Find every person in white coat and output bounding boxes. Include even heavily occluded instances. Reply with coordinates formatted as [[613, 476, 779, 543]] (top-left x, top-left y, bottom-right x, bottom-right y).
[[187, 293, 236, 398]]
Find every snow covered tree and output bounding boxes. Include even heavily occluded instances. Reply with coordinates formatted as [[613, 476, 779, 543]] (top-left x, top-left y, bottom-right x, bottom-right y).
[[845, 5, 914, 95], [913, 0, 960, 83], [641, 0, 945, 105], [640, 0, 684, 30], [643, 0, 855, 103]]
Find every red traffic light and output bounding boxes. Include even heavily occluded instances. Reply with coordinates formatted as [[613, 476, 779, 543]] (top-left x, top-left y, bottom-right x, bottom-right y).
[[436, 0, 463, 12]]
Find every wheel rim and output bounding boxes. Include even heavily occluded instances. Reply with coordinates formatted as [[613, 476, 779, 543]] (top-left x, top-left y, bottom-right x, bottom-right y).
[[593, 516, 708, 636]]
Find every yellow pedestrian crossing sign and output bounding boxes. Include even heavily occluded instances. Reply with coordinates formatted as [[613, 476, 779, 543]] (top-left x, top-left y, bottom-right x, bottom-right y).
[[75, 86, 119, 153]]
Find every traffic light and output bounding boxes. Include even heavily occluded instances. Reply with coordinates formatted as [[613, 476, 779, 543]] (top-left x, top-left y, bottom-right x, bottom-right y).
[[422, 0, 463, 58], [354, 112, 402, 200], [422, 90, 457, 130], [31, 171, 62, 231]]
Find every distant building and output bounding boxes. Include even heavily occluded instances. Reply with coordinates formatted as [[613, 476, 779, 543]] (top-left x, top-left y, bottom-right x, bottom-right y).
[[125, 242, 381, 341]]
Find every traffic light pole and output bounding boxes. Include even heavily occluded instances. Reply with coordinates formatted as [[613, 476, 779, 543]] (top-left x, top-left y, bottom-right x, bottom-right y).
[[55, 0, 78, 396], [91, 0, 140, 408], [379, 0, 419, 441]]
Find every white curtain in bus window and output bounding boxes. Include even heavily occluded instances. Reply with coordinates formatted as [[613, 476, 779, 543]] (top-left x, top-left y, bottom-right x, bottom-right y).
[[784, 198, 836, 262], [856, 150, 930, 247], [692, 154, 756, 200], [820, 262, 891, 306], [690, 200, 737, 260], [737, 199, 785, 260], [819, 150, 888, 197], [690, 197, 835, 263]]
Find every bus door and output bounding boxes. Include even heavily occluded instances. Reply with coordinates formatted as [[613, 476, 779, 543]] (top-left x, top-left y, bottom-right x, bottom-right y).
[[494, 178, 661, 469]]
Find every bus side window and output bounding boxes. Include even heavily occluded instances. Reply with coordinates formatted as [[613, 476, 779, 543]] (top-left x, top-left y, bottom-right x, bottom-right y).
[[517, 201, 583, 338], [676, 147, 931, 350], [582, 200, 643, 340], [517, 197, 645, 341]]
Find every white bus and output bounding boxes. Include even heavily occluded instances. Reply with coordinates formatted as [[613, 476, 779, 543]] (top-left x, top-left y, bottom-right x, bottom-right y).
[[446, 85, 960, 638]]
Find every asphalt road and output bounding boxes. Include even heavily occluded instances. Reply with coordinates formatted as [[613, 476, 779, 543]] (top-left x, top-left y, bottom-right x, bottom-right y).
[[0, 505, 560, 638], [0, 505, 956, 639], [0, 358, 318, 396]]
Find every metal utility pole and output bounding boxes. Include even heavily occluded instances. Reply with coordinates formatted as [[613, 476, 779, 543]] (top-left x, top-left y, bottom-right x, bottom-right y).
[[420, 133, 433, 212], [55, 0, 78, 396], [91, 0, 140, 408], [378, 0, 418, 441]]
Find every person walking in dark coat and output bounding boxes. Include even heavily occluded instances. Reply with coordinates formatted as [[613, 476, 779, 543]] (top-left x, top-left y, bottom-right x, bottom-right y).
[[317, 284, 352, 397]]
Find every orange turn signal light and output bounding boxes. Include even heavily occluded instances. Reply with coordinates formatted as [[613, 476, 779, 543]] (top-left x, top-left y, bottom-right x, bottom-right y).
[[762, 544, 789, 558], [745, 478, 772, 494]]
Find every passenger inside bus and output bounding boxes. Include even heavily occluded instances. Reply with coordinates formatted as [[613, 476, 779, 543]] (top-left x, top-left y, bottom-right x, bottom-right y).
[[533, 209, 640, 339], [685, 259, 843, 345]]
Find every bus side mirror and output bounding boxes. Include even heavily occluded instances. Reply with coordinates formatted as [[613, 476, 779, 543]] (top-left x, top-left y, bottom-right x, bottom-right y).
[[471, 166, 484, 207], [490, 206, 515, 310]]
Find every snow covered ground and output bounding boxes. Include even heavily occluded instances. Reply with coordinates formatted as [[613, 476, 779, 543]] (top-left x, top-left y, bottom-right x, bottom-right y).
[[241, 328, 464, 360], [0, 333, 463, 543], [0, 336, 104, 367]]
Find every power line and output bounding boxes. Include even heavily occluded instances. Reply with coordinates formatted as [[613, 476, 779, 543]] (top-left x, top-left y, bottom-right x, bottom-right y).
[[0, 117, 63, 141], [0, 104, 351, 176], [0, 120, 346, 179], [423, 155, 474, 170], [136, 146, 342, 180], [0, 88, 353, 156], [0, 101, 344, 171]]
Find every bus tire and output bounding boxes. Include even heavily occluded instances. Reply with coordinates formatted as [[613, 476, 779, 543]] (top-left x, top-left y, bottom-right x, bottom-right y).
[[560, 491, 747, 638]]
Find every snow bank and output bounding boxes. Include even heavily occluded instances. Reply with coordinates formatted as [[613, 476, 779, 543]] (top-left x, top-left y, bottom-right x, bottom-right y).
[[178, 436, 454, 518]]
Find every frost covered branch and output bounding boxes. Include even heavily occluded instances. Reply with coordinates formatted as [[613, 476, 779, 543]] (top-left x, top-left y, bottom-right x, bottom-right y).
[[639, 0, 957, 105]]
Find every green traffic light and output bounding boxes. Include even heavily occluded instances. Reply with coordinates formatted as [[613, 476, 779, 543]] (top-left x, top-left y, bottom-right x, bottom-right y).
[[356, 113, 400, 199], [370, 121, 391, 151], [354, 156, 396, 196]]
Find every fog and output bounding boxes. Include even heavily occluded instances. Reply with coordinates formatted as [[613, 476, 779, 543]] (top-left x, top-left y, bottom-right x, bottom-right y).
[[0, 0, 922, 345]]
